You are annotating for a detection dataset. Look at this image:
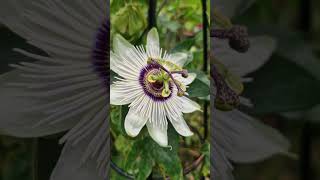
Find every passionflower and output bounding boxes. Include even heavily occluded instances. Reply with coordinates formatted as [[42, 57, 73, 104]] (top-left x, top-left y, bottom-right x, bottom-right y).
[[111, 28, 201, 147], [0, 1, 109, 179]]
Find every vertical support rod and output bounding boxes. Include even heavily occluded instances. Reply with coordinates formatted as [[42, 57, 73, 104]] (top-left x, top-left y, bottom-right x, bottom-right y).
[[299, 0, 312, 179], [148, 0, 157, 30], [32, 138, 38, 180], [147, 1, 157, 179], [202, 0, 209, 139]]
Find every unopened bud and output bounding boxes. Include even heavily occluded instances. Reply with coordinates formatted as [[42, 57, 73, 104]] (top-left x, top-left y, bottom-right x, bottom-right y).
[[228, 25, 250, 53], [211, 25, 250, 53], [181, 69, 188, 78]]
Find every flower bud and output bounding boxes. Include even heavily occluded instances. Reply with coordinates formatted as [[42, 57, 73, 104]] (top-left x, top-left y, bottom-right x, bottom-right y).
[[228, 25, 250, 53]]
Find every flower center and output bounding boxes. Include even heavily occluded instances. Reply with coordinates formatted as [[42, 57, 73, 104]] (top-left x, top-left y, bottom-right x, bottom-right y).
[[139, 58, 188, 101], [92, 19, 109, 88]]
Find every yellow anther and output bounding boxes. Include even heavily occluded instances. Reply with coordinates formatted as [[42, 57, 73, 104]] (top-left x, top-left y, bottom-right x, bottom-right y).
[[177, 90, 185, 97], [180, 84, 187, 92]]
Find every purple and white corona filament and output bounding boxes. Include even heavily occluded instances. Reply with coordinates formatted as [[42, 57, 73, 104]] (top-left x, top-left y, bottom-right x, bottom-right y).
[[93, 19, 109, 87], [111, 28, 201, 147]]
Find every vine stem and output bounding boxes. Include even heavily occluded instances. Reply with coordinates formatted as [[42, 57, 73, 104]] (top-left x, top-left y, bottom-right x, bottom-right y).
[[183, 155, 205, 175]]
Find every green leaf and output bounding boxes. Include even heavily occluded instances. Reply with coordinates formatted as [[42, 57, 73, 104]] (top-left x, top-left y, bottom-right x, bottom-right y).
[[111, 106, 126, 136], [111, 3, 147, 39], [188, 70, 210, 98], [136, 155, 153, 180], [243, 55, 320, 114], [275, 31, 320, 81], [152, 126, 182, 179], [171, 38, 196, 53], [124, 125, 183, 179]]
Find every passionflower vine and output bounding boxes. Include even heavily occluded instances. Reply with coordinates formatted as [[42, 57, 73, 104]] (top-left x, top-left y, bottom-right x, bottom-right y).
[[111, 28, 201, 147], [0, 0, 109, 179]]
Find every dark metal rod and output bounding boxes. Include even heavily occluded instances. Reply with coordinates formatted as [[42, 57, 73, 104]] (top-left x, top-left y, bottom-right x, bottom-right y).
[[147, 1, 157, 179], [148, 0, 157, 29], [299, 0, 312, 179], [201, 0, 209, 140]]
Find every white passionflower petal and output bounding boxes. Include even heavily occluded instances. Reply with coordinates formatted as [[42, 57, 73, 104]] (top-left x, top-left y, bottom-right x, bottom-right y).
[[124, 108, 148, 137], [169, 52, 188, 66], [174, 72, 197, 86], [217, 110, 290, 163], [0, 70, 77, 137], [0, 0, 110, 179], [110, 81, 143, 105], [168, 114, 193, 137], [214, 36, 277, 76], [211, 142, 234, 180], [146, 121, 168, 147], [51, 130, 108, 180], [113, 34, 135, 55], [180, 96, 202, 113], [110, 52, 124, 76], [111, 29, 201, 147], [146, 28, 160, 58]]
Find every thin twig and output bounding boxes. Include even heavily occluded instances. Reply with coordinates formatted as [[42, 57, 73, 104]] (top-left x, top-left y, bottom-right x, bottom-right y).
[[188, 123, 206, 143], [183, 154, 205, 175]]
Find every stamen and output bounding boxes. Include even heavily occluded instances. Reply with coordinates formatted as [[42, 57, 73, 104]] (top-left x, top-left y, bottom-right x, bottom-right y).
[[171, 69, 188, 78]]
